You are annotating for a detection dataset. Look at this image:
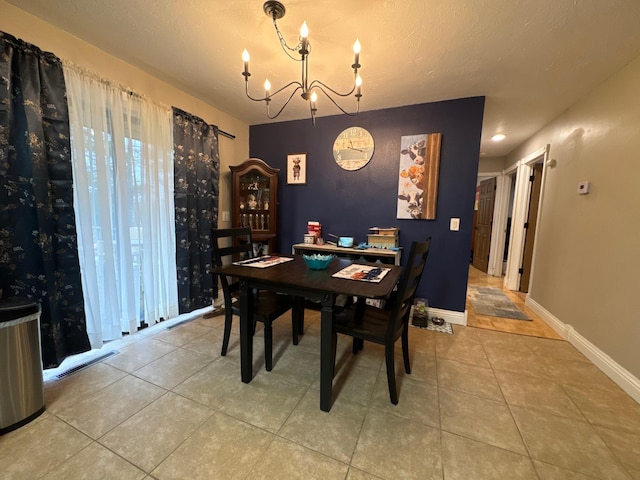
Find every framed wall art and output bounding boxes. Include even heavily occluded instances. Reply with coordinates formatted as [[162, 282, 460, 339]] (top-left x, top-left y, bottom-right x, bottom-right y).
[[396, 133, 442, 220], [287, 153, 307, 184]]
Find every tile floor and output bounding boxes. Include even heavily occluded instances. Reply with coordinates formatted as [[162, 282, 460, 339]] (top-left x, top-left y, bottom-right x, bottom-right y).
[[2, 307, 640, 479]]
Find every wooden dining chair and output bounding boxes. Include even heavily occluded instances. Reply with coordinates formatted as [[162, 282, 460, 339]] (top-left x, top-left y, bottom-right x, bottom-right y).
[[212, 227, 303, 371], [332, 237, 432, 404]]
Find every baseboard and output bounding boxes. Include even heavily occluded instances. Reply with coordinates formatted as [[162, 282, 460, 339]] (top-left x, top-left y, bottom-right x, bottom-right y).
[[526, 296, 640, 404], [427, 307, 467, 326]]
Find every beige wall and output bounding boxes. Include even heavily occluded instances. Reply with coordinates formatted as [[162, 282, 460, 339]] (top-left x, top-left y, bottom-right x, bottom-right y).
[[478, 156, 505, 174], [0, 1, 248, 224], [505, 56, 640, 379]]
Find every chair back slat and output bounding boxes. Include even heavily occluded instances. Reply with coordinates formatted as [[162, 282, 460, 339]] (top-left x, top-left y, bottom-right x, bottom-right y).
[[212, 227, 254, 299], [387, 237, 431, 339]]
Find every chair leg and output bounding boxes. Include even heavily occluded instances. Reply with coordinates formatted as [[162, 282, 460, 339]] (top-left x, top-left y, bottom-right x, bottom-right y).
[[220, 310, 233, 356], [264, 322, 273, 371], [402, 329, 411, 374], [385, 344, 398, 405]]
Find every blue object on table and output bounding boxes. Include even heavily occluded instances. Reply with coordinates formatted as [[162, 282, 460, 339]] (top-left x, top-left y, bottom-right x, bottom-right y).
[[302, 254, 335, 270]]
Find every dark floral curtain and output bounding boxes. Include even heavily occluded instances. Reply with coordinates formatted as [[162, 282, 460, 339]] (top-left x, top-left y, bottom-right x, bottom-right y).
[[172, 107, 220, 313], [0, 32, 89, 368]]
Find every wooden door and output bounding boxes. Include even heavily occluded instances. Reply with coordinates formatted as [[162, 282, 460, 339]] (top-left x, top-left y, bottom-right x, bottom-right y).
[[519, 163, 543, 292], [472, 177, 496, 272]]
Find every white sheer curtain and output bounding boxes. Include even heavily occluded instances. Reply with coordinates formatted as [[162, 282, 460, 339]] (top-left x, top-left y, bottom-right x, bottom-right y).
[[65, 66, 179, 347]]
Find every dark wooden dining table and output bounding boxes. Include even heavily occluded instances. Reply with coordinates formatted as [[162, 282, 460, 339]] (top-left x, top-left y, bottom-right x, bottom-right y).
[[211, 254, 403, 412]]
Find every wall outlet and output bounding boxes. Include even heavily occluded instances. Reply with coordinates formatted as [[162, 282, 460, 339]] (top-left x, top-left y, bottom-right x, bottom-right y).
[[577, 181, 590, 195], [222, 211, 230, 222], [450, 217, 460, 231]]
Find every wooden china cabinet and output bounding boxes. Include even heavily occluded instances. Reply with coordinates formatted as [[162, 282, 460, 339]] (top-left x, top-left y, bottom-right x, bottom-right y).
[[230, 158, 279, 256]]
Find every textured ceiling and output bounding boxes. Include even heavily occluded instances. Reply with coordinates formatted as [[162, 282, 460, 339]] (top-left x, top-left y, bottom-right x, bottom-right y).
[[7, 0, 640, 156]]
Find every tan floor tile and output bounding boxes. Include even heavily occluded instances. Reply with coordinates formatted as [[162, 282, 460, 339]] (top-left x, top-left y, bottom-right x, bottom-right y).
[[311, 363, 379, 407], [522, 336, 589, 363], [595, 426, 640, 479], [398, 348, 437, 385], [246, 437, 349, 479], [511, 405, 630, 479], [279, 389, 367, 464], [0, 414, 91, 479], [473, 328, 535, 352], [267, 343, 321, 386], [442, 431, 538, 480], [437, 357, 504, 401], [532, 460, 598, 480], [44, 362, 127, 414], [172, 358, 244, 409], [133, 347, 212, 389], [494, 370, 585, 420], [42, 442, 146, 479], [436, 335, 491, 368], [351, 409, 442, 480], [369, 372, 440, 428], [439, 387, 526, 455], [181, 330, 223, 358], [103, 337, 177, 373], [484, 345, 549, 378], [542, 356, 620, 388], [55, 375, 165, 438], [151, 321, 215, 347], [346, 468, 386, 480], [100, 392, 213, 472], [151, 412, 273, 480], [563, 383, 640, 434], [219, 374, 307, 432]]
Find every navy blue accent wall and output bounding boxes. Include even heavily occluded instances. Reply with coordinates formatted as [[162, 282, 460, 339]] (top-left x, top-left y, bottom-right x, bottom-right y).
[[249, 97, 484, 312]]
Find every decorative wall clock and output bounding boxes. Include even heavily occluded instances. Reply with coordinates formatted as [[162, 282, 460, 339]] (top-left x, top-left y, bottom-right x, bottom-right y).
[[332, 126, 375, 171]]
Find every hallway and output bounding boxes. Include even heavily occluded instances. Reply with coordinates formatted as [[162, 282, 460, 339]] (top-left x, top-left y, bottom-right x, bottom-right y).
[[466, 266, 561, 340]]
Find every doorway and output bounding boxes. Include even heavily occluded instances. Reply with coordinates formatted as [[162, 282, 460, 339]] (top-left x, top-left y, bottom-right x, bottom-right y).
[[503, 145, 550, 292], [472, 177, 496, 272]]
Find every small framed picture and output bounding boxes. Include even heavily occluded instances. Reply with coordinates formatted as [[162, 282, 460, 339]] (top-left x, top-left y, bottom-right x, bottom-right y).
[[287, 153, 307, 185]]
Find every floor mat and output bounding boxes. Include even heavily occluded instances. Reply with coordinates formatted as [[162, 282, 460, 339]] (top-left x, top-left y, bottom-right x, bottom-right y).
[[467, 286, 531, 320]]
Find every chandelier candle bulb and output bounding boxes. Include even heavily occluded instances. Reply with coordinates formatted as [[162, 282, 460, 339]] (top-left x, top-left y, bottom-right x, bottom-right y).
[[300, 21, 309, 53], [242, 49, 250, 76], [353, 39, 361, 68], [264, 79, 271, 97]]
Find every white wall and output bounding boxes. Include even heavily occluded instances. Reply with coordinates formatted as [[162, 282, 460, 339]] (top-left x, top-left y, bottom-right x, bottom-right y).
[[505, 55, 640, 380], [0, 1, 249, 224]]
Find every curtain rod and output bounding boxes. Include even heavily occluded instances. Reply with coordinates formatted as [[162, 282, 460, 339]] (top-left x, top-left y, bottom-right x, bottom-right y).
[[218, 129, 235, 140]]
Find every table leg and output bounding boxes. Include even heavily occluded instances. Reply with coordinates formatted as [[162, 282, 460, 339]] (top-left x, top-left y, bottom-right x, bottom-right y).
[[320, 293, 336, 412], [240, 279, 253, 383]]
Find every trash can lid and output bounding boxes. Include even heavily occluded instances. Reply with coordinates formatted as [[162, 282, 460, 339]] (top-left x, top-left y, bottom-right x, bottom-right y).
[[0, 297, 41, 322]]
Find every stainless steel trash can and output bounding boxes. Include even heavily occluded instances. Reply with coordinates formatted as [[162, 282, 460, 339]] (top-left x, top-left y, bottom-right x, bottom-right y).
[[0, 298, 45, 435]]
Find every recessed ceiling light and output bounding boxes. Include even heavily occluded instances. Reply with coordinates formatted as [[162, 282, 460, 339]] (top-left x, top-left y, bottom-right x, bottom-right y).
[[491, 133, 506, 142]]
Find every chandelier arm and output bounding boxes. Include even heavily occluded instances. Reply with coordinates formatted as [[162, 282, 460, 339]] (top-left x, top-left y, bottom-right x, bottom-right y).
[[309, 79, 356, 98], [266, 86, 303, 119], [245, 80, 302, 102], [315, 84, 360, 116]]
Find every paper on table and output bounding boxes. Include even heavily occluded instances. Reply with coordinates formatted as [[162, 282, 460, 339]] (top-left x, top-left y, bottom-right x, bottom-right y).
[[232, 256, 294, 268], [332, 264, 391, 283]]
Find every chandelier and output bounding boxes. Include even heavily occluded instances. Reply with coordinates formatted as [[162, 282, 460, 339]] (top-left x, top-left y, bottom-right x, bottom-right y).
[[242, 1, 362, 124]]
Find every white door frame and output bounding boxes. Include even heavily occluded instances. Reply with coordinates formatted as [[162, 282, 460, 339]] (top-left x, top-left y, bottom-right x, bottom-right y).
[[487, 174, 511, 276], [503, 145, 550, 291]]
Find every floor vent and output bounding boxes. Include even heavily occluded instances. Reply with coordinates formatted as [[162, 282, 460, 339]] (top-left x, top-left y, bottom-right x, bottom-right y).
[[55, 350, 119, 379]]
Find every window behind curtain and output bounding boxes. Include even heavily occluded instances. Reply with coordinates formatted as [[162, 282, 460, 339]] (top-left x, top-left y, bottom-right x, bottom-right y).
[[64, 66, 179, 348]]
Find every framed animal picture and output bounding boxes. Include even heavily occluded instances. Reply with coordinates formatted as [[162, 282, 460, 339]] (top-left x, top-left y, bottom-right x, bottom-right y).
[[396, 133, 442, 219], [287, 153, 307, 185]]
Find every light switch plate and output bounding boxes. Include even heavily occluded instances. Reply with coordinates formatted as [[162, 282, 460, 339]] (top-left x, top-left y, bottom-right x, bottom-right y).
[[450, 218, 460, 231], [222, 211, 230, 222]]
